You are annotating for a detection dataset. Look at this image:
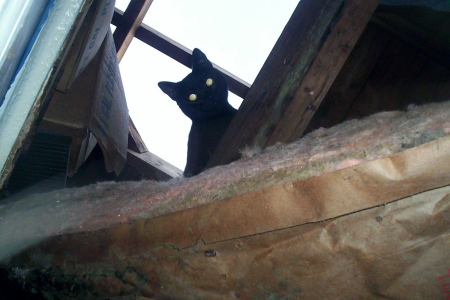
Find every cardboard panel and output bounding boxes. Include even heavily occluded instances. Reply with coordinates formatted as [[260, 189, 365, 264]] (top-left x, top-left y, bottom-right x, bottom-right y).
[[56, 0, 116, 92], [89, 31, 129, 175], [42, 30, 128, 175]]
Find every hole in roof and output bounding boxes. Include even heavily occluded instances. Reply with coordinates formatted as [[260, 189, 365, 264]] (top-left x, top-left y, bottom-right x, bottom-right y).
[[114, 0, 130, 12], [120, 39, 244, 170], [116, 0, 299, 171], [120, 40, 191, 169], [144, 0, 299, 83]]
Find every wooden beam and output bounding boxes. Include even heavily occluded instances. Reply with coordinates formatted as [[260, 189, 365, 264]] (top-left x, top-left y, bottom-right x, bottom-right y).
[[207, 0, 380, 168], [112, 9, 251, 98], [127, 149, 182, 180], [113, 0, 154, 62], [128, 118, 148, 153], [304, 23, 392, 134]]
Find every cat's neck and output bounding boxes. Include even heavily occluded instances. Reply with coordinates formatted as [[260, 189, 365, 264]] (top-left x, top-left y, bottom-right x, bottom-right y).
[[181, 102, 237, 122]]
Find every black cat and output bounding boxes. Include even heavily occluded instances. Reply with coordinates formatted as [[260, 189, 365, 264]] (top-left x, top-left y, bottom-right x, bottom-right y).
[[158, 49, 237, 177]]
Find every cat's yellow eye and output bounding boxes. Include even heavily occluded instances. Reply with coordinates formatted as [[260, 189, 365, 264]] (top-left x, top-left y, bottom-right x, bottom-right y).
[[206, 78, 214, 86], [189, 94, 197, 101]]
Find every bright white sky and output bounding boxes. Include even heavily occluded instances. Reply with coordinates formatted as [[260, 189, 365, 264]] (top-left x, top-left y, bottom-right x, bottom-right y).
[[114, 0, 299, 170]]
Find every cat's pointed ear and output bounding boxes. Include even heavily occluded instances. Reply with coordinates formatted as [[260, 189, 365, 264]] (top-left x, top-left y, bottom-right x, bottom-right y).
[[158, 81, 178, 101], [192, 48, 212, 72]]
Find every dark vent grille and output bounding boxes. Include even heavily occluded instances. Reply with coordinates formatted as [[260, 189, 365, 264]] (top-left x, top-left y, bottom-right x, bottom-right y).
[[6, 132, 71, 195]]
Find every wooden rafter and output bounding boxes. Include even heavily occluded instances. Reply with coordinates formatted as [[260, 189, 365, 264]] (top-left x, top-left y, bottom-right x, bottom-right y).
[[113, 0, 154, 62], [303, 23, 393, 134], [128, 118, 149, 153], [112, 8, 250, 98], [207, 0, 381, 169], [371, 5, 450, 70], [127, 149, 182, 180]]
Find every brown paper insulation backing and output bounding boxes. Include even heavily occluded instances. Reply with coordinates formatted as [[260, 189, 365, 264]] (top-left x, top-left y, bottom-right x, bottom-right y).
[[0, 101, 449, 298]]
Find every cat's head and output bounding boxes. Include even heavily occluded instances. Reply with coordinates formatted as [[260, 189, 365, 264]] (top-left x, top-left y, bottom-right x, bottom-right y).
[[158, 48, 230, 121]]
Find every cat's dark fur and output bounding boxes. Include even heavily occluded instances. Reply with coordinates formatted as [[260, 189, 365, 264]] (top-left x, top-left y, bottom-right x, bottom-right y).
[[158, 49, 237, 177]]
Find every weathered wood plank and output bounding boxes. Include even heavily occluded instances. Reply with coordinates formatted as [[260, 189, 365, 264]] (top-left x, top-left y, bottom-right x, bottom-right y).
[[112, 0, 154, 62], [207, 0, 380, 168], [304, 23, 392, 133], [127, 149, 182, 180], [128, 118, 148, 153]]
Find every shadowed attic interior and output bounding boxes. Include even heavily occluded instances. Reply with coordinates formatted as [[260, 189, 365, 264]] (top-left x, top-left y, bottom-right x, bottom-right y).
[[1, 0, 449, 197], [0, 0, 449, 298]]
